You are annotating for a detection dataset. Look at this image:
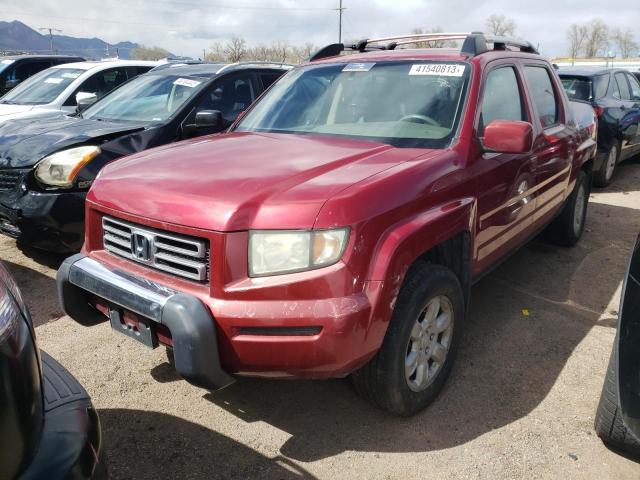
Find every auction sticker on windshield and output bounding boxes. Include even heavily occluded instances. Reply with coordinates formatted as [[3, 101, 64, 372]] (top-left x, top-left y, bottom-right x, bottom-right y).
[[343, 63, 376, 72], [44, 78, 64, 84], [173, 78, 201, 88], [409, 64, 465, 77]]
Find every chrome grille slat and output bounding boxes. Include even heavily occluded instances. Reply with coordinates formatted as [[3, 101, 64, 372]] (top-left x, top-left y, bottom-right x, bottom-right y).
[[101, 216, 210, 283]]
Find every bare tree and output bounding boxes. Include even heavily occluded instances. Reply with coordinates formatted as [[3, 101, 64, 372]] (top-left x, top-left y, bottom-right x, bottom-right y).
[[410, 27, 457, 48], [131, 45, 170, 61], [204, 41, 226, 61], [611, 28, 638, 58], [583, 19, 609, 57], [485, 14, 516, 36], [567, 24, 588, 58], [224, 36, 247, 63]]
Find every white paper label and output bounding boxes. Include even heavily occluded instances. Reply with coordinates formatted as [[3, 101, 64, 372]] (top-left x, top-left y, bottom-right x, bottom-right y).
[[173, 78, 201, 88], [44, 78, 63, 84], [343, 62, 375, 72], [61, 72, 81, 79], [409, 64, 466, 77]]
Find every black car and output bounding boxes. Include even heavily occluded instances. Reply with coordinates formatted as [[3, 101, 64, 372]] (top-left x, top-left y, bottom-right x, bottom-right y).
[[0, 55, 85, 95], [0, 62, 290, 252], [559, 68, 640, 186], [595, 232, 640, 454], [0, 261, 105, 479]]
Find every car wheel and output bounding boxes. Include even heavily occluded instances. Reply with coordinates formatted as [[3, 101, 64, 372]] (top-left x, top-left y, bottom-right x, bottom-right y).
[[595, 341, 640, 455], [352, 262, 464, 416], [165, 346, 175, 366], [594, 142, 620, 187], [546, 169, 590, 247]]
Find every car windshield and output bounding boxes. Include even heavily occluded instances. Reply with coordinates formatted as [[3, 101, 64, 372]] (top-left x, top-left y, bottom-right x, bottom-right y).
[[236, 61, 470, 148], [83, 73, 206, 123], [560, 74, 609, 101], [0, 67, 84, 105]]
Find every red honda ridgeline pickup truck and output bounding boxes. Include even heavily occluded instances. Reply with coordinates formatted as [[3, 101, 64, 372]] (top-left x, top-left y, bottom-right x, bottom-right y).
[[58, 33, 597, 415]]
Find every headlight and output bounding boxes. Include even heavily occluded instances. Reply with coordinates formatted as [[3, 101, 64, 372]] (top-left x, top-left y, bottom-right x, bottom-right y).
[[35, 145, 101, 188], [249, 229, 349, 277]]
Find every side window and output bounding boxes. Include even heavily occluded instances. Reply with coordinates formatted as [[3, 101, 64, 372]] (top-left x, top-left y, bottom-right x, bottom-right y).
[[614, 73, 631, 100], [8, 61, 50, 82], [625, 73, 640, 100], [260, 72, 283, 90], [125, 66, 152, 80], [78, 68, 128, 99], [480, 66, 524, 135], [195, 73, 256, 123], [524, 66, 559, 128]]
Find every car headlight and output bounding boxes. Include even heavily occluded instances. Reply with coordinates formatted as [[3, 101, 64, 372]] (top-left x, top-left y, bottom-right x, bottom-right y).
[[35, 146, 101, 188], [249, 229, 349, 277]]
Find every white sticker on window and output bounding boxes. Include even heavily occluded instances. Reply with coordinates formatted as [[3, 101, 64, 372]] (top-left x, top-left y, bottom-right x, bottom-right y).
[[409, 64, 466, 77], [343, 62, 375, 72], [61, 72, 81, 79], [44, 78, 63, 84], [173, 78, 201, 88], [1, 59, 15, 65]]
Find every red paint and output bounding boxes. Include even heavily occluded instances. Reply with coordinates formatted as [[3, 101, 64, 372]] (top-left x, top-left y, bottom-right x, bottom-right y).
[[82, 48, 597, 379], [483, 120, 533, 154]]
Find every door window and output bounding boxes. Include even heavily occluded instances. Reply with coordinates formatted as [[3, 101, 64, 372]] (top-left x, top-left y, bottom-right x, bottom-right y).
[[65, 67, 129, 106], [626, 73, 640, 101], [480, 66, 525, 135], [524, 66, 559, 128], [614, 72, 631, 100], [260, 72, 283, 90], [7, 61, 51, 82], [195, 73, 256, 123]]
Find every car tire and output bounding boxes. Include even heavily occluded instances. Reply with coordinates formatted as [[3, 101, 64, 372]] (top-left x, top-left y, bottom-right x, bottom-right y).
[[352, 262, 464, 416], [594, 141, 620, 187], [594, 342, 640, 455], [546, 169, 589, 247], [165, 347, 175, 366]]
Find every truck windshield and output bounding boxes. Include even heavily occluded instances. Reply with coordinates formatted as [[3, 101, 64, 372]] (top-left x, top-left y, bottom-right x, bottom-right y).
[[0, 67, 84, 105], [83, 74, 206, 124], [560, 74, 609, 101], [236, 61, 470, 148]]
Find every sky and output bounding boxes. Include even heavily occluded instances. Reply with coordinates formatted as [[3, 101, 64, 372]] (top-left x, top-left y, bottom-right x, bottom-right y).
[[1, 0, 639, 59]]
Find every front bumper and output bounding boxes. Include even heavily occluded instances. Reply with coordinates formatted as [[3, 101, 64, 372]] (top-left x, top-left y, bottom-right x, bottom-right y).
[[57, 253, 380, 384], [19, 351, 106, 480], [0, 189, 86, 252]]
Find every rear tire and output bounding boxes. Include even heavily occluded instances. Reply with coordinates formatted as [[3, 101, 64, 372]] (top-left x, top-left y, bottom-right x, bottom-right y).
[[352, 263, 464, 416], [595, 343, 640, 455], [594, 142, 620, 187], [546, 169, 589, 247]]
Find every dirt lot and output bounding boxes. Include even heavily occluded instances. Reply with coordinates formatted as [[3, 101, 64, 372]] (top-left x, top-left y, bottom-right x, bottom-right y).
[[3, 161, 640, 479]]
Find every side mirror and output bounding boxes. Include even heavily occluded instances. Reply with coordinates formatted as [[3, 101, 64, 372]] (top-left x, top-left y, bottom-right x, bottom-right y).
[[483, 120, 533, 154], [75, 92, 98, 112], [195, 110, 223, 130]]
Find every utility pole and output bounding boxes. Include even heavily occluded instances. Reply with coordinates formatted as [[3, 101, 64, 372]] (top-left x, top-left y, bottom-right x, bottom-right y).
[[39, 27, 62, 53], [337, 0, 346, 44]]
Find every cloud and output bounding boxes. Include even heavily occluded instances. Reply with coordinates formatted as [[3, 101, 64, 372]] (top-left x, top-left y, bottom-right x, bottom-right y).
[[2, 0, 639, 58]]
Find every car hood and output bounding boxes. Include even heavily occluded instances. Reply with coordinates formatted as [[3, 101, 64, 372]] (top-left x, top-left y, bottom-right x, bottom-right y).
[[0, 103, 33, 118], [0, 114, 146, 168], [90, 132, 433, 231]]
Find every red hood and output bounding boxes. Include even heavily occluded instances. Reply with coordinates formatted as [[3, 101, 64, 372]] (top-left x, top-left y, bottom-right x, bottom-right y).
[[89, 132, 431, 231]]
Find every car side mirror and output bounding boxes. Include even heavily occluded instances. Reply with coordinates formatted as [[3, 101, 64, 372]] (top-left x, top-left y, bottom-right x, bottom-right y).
[[75, 92, 98, 112], [195, 110, 223, 130], [483, 120, 533, 154]]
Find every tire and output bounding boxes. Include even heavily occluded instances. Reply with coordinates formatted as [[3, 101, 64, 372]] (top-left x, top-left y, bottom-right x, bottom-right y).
[[594, 342, 640, 456], [352, 262, 464, 416], [165, 346, 175, 366], [594, 141, 620, 187], [546, 169, 589, 247]]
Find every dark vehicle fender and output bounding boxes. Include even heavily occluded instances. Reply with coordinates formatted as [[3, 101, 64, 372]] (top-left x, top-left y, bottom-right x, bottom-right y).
[[618, 234, 640, 439]]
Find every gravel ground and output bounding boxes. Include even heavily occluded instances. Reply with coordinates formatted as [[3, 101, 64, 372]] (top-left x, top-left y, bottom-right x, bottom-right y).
[[3, 161, 640, 479]]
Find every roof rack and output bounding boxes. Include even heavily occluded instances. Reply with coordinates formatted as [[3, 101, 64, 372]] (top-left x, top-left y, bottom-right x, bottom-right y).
[[215, 61, 294, 74], [309, 32, 538, 62]]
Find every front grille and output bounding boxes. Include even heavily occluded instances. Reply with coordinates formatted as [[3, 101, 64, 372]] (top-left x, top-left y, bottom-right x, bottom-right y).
[[0, 169, 23, 192], [102, 216, 210, 282]]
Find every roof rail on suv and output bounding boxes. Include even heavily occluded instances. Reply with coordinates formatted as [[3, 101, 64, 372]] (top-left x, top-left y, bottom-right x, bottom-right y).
[[309, 32, 538, 61], [215, 61, 294, 74]]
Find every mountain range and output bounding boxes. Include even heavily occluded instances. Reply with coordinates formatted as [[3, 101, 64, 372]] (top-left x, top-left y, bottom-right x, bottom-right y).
[[0, 20, 139, 59]]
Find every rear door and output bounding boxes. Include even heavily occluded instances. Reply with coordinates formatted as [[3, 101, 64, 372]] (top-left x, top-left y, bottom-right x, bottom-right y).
[[473, 60, 538, 274], [622, 72, 640, 156], [522, 62, 573, 224], [612, 71, 640, 160]]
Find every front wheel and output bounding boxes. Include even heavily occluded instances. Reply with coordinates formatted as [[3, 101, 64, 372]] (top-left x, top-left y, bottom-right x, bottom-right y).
[[352, 263, 464, 416], [546, 169, 590, 247]]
